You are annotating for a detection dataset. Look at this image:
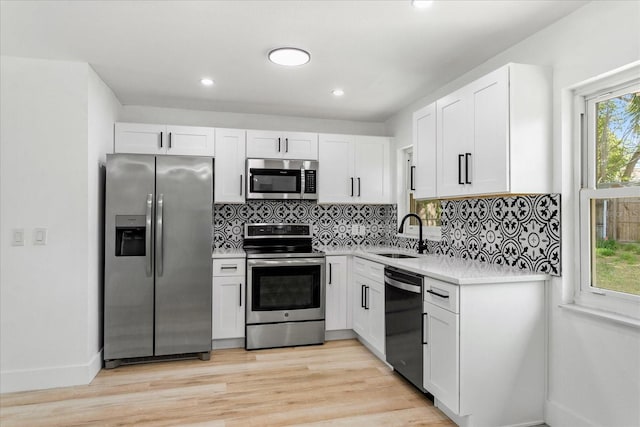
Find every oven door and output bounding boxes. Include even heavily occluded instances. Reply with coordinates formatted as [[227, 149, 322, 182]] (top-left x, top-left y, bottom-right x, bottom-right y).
[[246, 257, 325, 324]]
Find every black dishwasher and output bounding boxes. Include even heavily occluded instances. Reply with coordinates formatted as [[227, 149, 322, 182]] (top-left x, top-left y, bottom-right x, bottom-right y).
[[384, 266, 425, 392]]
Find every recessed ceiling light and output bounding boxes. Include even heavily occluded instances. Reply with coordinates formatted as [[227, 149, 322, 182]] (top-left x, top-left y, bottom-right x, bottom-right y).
[[332, 89, 345, 97], [412, 0, 433, 9], [200, 78, 214, 86], [268, 47, 311, 67]]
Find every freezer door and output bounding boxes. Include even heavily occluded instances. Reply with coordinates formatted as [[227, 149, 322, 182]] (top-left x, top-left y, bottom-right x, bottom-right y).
[[104, 154, 156, 360], [154, 156, 213, 355]]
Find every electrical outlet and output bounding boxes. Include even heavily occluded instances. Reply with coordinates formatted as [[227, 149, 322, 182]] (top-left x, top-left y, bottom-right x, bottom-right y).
[[351, 224, 366, 236], [12, 228, 25, 246], [34, 228, 48, 245]]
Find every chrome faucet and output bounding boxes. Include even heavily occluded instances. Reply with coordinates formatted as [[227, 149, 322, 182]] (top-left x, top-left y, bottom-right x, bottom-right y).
[[398, 213, 428, 254]]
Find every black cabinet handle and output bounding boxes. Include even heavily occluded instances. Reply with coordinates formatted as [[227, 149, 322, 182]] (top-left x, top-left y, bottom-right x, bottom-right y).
[[350, 177, 354, 197], [160, 131, 164, 148], [458, 154, 464, 184], [240, 175, 243, 196], [328, 263, 332, 284], [364, 286, 370, 310], [410, 165, 416, 191], [168, 132, 172, 149], [465, 153, 472, 184], [285, 138, 289, 153], [278, 137, 281, 152], [239, 284, 242, 306], [361, 284, 365, 308], [422, 313, 428, 345], [357, 177, 361, 197], [427, 289, 449, 299]]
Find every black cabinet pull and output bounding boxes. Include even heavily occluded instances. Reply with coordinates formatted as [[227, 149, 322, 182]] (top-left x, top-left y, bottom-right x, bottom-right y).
[[465, 153, 472, 184], [357, 177, 361, 197], [365, 286, 370, 310], [239, 284, 242, 306], [410, 165, 416, 191], [328, 263, 332, 284], [168, 132, 172, 149], [422, 313, 428, 344], [278, 137, 281, 152], [350, 177, 354, 197], [361, 284, 365, 308], [240, 175, 243, 196], [458, 154, 464, 184], [427, 289, 449, 299], [160, 131, 164, 148], [285, 138, 289, 153]]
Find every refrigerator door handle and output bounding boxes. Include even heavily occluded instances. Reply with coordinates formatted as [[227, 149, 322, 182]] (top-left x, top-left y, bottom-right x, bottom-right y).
[[145, 193, 153, 277], [156, 193, 164, 277]]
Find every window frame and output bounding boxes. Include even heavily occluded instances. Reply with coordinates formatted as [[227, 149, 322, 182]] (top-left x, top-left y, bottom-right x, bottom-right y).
[[575, 69, 640, 317]]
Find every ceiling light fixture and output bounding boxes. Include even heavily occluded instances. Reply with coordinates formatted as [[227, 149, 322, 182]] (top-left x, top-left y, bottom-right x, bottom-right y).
[[332, 89, 345, 97], [268, 47, 311, 67], [200, 78, 214, 86], [412, 0, 433, 9]]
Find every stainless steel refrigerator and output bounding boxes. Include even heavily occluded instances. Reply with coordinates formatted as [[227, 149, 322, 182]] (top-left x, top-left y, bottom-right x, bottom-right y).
[[104, 154, 213, 368]]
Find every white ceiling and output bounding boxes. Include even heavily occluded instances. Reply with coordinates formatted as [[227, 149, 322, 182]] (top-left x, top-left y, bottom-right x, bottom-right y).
[[0, 0, 589, 122]]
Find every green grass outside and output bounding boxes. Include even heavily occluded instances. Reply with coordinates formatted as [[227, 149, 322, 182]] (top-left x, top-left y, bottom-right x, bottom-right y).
[[595, 241, 640, 296]]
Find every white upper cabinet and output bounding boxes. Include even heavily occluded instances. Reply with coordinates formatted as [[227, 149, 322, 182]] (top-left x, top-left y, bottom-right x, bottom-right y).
[[318, 134, 391, 204], [214, 128, 246, 204], [246, 130, 318, 160], [115, 122, 215, 156], [436, 63, 551, 198], [413, 103, 437, 199]]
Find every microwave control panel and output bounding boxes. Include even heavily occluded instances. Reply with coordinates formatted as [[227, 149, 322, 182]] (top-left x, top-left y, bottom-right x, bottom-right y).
[[304, 170, 317, 193]]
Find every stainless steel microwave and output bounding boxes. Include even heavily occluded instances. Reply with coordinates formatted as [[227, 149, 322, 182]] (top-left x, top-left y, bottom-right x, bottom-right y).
[[246, 159, 318, 200]]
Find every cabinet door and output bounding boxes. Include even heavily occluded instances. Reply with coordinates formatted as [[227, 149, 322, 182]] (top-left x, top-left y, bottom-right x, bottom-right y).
[[214, 128, 246, 203], [423, 302, 459, 413], [467, 66, 509, 195], [413, 103, 437, 199], [212, 276, 245, 339], [246, 130, 283, 158], [318, 134, 355, 203], [114, 122, 166, 155], [354, 136, 391, 203], [165, 125, 215, 156], [436, 90, 470, 198], [366, 282, 385, 356], [352, 275, 368, 337], [325, 256, 348, 331], [282, 132, 318, 160]]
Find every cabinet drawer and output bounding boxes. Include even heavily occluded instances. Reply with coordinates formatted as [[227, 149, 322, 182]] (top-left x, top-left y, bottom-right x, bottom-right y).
[[424, 277, 459, 313], [353, 257, 384, 282], [213, 258, 246, 277]]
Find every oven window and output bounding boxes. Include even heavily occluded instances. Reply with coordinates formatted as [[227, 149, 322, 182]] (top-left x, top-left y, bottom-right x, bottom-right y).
[[252, 265, 321, 311], [250, 169, 301, 193]]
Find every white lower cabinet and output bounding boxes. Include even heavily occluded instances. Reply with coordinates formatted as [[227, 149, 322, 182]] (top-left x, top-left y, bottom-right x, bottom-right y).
[[212, 258, 246, 340], [325, 256, 349, 331], [422, 276, 546, 427], [351, 257, 385, 356]]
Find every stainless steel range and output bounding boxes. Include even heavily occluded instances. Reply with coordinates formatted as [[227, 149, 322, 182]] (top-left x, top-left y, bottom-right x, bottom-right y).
[[243, 223, 325, 350]]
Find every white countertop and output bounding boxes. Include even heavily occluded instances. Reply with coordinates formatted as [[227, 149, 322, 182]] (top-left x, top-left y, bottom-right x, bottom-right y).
[[213, 245, 548, 285]]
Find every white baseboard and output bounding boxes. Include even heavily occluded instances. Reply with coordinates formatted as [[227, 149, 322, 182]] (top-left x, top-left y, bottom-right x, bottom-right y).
[[545, 399, 598, 427], [211, 338, 245, 350], [1, 349, 103, 394], [325, 329, 356, 341]]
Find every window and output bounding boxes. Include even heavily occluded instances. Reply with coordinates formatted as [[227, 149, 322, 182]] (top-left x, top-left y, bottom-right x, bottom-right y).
[[578, 74, 640, 315], [399, 147, 441, 238]]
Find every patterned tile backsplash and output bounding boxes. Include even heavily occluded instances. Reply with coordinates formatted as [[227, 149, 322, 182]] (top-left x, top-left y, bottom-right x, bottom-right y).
[[214, 194, 561, 275]]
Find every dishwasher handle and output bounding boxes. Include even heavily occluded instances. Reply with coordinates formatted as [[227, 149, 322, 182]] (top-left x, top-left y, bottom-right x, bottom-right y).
[[384, 276, 421, 294]]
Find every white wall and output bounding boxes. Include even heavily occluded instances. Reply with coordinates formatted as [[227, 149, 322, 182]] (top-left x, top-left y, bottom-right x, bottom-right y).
[[385, 2, 640, 426], [121, 105, 388, 136], [87, 67, 122, 374], [0, 56, 121, 393]]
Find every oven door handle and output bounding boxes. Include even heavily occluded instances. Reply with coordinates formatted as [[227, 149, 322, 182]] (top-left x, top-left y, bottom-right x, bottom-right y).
[[247, 258, 326, 267]]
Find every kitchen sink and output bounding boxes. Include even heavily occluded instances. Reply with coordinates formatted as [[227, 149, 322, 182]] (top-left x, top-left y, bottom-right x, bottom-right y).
[[376, 253, 417, 259]]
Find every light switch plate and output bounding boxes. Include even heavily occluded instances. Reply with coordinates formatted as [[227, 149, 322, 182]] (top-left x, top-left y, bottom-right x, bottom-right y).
[[12, 228, 25, 246], [34, 228, 47, 245]]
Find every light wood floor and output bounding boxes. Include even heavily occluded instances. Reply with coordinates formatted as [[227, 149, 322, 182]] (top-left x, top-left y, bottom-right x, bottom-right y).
[[0, 339, 454, 427]]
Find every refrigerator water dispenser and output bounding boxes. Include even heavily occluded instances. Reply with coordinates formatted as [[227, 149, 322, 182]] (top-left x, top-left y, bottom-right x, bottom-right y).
[[115, 215, 146, 256]]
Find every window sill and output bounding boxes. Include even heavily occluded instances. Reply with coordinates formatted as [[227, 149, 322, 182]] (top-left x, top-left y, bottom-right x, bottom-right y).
[[559, 303, 640, 329]]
